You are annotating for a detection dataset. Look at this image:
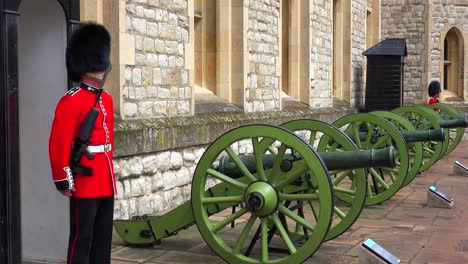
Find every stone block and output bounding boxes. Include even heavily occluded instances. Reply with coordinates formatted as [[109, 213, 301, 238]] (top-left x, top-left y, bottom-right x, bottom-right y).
[[119, 33, 135, 65]]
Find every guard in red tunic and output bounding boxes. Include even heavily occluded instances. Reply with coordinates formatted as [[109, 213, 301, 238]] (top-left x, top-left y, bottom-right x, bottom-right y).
[[49, 23, 116, 264], [427, 80, 441, 112]]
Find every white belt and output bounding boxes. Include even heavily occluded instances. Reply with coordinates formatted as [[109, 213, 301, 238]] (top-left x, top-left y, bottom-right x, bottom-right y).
[[87, 144, 112, 153]]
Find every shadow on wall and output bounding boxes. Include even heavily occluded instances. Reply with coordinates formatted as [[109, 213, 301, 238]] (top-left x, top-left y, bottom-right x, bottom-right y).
[[353, 63, 364, 110], [194, 85, 243, 114]]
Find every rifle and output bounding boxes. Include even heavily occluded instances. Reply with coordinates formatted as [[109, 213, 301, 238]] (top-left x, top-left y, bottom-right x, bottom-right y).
[[69, 68, 110, 176]]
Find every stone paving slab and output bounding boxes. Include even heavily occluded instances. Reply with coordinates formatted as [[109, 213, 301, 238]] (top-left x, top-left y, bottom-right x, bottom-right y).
[[112, 141, 468, 264]]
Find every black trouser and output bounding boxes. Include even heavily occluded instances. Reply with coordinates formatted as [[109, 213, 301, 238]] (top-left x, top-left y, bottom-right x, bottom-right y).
[[67, 196, 114, 264]]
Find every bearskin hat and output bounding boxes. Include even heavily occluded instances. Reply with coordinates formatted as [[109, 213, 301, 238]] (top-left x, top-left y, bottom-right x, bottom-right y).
[[428, 80, 441, 97], [66, 23, 111, 82]]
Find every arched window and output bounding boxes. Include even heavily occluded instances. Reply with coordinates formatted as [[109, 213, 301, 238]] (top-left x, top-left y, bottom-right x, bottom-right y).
[[443, 27, 464, 98]]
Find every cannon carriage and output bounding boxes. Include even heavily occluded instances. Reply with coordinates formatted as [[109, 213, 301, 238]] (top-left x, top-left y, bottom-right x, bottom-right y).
[[114, 104, 466, 264]]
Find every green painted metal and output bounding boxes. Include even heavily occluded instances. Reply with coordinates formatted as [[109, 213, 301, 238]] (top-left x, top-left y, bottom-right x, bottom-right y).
[[113, 218, 158, 245], [393, 106, 448, 172], [345, 129, 444, 144], [280, 119, 367, 241], [216, 149, 395, 175], [319, 147, 395, 170], [332, 113, 410, 206], [191, 124, 334, 264], [114, 122, 395, 250], [371, 111, 423, 187], [437, 116, 468, 128], [423, 103, 464, 154], [400, 129, 445, 143], [215, 120, 395, 241], [114, 189, 233, 245], [244, 182, 278, 217]]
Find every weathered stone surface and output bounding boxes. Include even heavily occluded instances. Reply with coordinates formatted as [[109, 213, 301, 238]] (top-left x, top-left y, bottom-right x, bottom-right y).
[[123, 0, 191, 119], [114, 107, 355, 157]]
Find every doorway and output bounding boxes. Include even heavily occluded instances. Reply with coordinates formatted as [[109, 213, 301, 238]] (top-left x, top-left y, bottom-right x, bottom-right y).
[[442, 27, 464, 100], [18, 0, 69, 262]]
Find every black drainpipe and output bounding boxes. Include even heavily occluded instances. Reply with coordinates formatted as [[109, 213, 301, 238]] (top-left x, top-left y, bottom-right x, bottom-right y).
[[1, 0, 22, 263]]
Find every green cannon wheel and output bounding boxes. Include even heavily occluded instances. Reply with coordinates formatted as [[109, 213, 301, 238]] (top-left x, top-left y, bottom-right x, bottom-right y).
[[192, 125, 334, 264], [393, 106, 448, 172], [332, 114, 409, 206], [280, 119, 367, 241], [423, 103, 464, 154], [371, 111, 423, 187]]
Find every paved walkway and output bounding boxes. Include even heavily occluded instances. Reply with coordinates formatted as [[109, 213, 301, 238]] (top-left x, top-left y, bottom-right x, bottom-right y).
[[112, 141, 468, 264]]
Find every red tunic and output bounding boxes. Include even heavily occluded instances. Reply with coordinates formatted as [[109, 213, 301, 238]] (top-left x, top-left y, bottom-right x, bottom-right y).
[[49, 85, 116, 198], [428, 97, 439, 104]]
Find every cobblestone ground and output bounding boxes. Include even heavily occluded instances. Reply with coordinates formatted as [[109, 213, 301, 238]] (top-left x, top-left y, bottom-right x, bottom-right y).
[[112, 141, 468, 264]]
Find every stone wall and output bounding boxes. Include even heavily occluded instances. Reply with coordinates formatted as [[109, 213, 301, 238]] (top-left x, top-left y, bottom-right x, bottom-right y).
[[351, 0, 367, 107], [430, 1, 468, 97], [113, 147, 200, 219], [119, 0, 377, 117], [123, 0, 191, 119], [310, 0, 333, 108], [246, 0, 281, 112], [381, 0, 426, 104], [381, 1, 468, 104]]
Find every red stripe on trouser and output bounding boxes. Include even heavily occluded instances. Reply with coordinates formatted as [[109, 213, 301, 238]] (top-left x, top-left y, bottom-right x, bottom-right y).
[[69, 199, 79, 264]]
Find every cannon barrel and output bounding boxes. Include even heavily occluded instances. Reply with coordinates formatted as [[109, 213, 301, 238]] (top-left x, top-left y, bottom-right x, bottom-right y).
[[216, 146, 396, 177], [400, 128, 445, 143], [437, 116, 468, 128], [320, 146, 395, 170], [348, 128, 444, 144]]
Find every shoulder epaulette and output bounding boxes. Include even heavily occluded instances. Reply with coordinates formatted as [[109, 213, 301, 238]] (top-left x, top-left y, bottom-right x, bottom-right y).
[[65, 87, 81, 96]]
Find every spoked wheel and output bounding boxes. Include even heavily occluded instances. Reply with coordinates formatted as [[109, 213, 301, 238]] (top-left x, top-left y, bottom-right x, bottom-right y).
[[281, 119, 367, 241], [423, 103, 464, 154], [371, 111, 423, 187], [332, 114, 409, 206], [192, 125, 334, 264], [393, 106, 448, 172]]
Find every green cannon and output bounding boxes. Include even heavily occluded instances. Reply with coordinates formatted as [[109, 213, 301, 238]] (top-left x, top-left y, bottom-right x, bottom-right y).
[[398, 128, 445, 142], [329, 106, 466, 206], [115, 124, 396, 264], [215, 148, 394, 176], [344, 119, 444, 183], [114, 106, 465, 263], [344, 127, 445, 145], [424, 104, 467, 154], [397, 105, 467, 155], [370, 111, 444, 186], [434, 115, 468, 128], [331, 113, 411, 205], [331, 110, 459, 206]]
